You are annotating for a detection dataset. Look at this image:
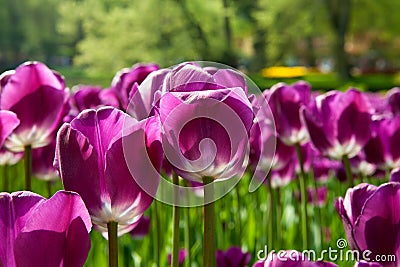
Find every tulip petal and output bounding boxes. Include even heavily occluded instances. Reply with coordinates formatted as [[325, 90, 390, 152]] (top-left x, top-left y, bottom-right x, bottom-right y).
[[0, 110, 20, 147], [0, 191, 45, 267], [55, 124, 103, 213], [353, 183, 400, 263], [14, 191, 92, 267]]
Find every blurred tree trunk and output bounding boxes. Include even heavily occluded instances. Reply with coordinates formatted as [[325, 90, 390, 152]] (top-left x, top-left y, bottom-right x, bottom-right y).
[[175, 0, 210, 60], [222, 0, 238, 67], [324, 0, 352, 80], [252, 28, 267, 71]]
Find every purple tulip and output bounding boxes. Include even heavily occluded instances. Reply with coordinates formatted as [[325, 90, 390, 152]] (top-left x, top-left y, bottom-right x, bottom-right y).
[[249, 113, 293, 172], [307, 186, 328, 207], [157, 63, 254, 182], [0, 110, 20, 147], [67, 85, 120, 122], [270, 160, 296, 188], [336, 183, 400, 266], [129, 216, 150, 239], [268, 81, 311, 145], [302, 89, 372, 160], [313, 158, 341, 182], [55, 107, 162, 236], [364, 117, 400, 171], [0, 190, 92, 266], [32, 140, 58, 181], [0, 61, 69, 152], [167, 249, 188, 266], [111, 63, 160, 110], [216, 246, 251, 267], [363, 92, 391, 120], [253, 250, 338, 267]]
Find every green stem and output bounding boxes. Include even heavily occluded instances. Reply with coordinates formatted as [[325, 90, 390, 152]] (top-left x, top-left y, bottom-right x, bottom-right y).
[[235, 184, 242, 244], [172, 173, 180, 267], [342, 154, 354, 188], [267, 176, 274, 250], [107, 221, 118, 267], [3, 165, 9, 192], [312, 172, 324, 249], [275, 187, 282, 249], [152, 201, 160, 266], [46, 181, 52, 197], [203, 176, 215, 267], [295, 142, 309, 250], [24, 145, 32, 191], [184, 206, 191, 267]]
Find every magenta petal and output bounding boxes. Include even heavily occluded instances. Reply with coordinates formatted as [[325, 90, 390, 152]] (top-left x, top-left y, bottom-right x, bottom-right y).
[[159, 88, 253, 181], [14, 191, 92, 267], [212, 69, 247, 94], [105, 130, 157, 223], [302, 108, 332, 155], [14, 230, 65, 267], [55, 124, 103, 213], [0, 191, 45, 267], [21, 191, 92, 233], [353, 183, 400, 263], [0, 110, 19, 147], [128, 69, 170, 120]]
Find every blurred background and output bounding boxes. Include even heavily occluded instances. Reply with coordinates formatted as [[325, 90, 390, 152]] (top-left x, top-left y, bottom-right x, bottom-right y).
[[1, 0, 400, 90]]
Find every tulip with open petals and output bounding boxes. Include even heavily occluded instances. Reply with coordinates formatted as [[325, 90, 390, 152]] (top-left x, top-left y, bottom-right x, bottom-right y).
[[55, 107, 162, 236], [302, 89, 372, 160], [268, 81, 311, 145], [0, 61, 69, 152]]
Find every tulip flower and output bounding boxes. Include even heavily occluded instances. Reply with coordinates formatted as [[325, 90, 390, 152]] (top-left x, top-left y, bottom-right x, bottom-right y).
[[0, 61, 69, 151], [307, 186, 328, 207], [267, 81, 311, 145], [167, 249, 188, 267], [364, 117, 400, 171], [253, 250, 338, 266], [111, 63, 159, 110], [32, 140, 59, 182], [302, 89, 372, 187], [68, 85, 119, 119], [0, 61, 69, 190], [154, 63, 254, 266], [129, 216, 150, 239], [55, 107, 162, 266], [302, 89, 372, 160], [0, 190, 92, 267], [336, 183, 400, 266]]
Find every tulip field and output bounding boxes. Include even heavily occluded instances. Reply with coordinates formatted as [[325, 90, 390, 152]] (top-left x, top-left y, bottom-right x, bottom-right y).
[[1, 61, 400, 267]]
